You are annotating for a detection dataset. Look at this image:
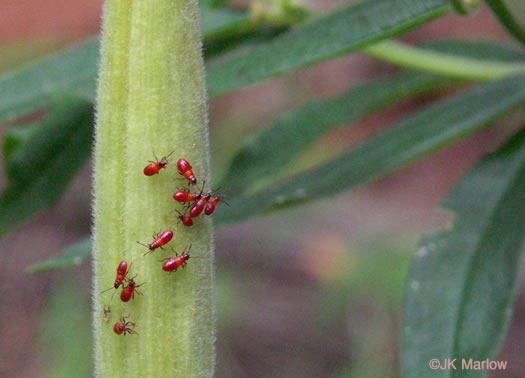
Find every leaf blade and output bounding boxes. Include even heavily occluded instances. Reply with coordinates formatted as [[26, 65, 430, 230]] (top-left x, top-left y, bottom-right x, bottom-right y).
[[217, 39, 525, 194], [214, 75, 525, 225], [27, 238, 92, 273], [0, 5, 251, 124], [0, 37, 98, 123], [206, 0, 451, 98], [401, 128, 525, 377], [217, 71, 447, 193], [0, 97, 94, 237]]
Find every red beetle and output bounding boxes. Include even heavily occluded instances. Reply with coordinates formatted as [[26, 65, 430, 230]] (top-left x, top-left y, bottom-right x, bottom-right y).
[[120, 278, 143, 302], [113, 315, 137, 335], [204, 197, 219, 216], [204, 195, 230, 215], [113, 260, 129, 288], [189, 193, 211, 218], [176, 210, 193, 227], [100, 260, 129, 295], [173, 189, 201, 203], [162, 245, 194, 272], [137, 230, 174, 255], [173, 182, 205, 203], [177, 159, 197, 185], [143, 151, 174, 176]]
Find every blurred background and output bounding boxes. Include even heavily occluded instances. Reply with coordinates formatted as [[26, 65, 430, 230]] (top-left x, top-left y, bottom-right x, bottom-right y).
[[1, 0, 524, 377]]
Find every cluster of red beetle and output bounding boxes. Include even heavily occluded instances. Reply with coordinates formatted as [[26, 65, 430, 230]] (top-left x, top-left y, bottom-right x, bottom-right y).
[[102, 153, 225, 336]]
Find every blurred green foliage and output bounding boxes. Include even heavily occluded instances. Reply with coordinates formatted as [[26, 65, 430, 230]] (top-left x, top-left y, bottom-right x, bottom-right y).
[[39, 278, 93, 378]]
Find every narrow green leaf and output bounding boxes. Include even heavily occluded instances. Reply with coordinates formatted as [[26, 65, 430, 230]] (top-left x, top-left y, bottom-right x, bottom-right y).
[[0, 97, 94, 237], [0, 38, 98, 123], [401, 128, 525, 377], [218, 71, 446, 193], [27, 238, 92, 273], [218, 39, 525, 194], [214, 75, 525, 225], [206, 0, 451, 97], [486, 0, 525, 44], [0, 5, 250, 124]]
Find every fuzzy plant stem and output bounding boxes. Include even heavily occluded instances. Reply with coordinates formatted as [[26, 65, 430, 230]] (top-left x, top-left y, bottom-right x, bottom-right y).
[[92, 0, 214, 376]]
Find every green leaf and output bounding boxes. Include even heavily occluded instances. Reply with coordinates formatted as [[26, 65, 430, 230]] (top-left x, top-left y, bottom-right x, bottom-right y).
[[0, 96, 94, 237], [486, 0, 525, 44], [218, 71, 447, 194], [206, 0, 451, 98], [401, 128, 525, 377], [0, 5, 251, 125], [0, 37, 98, 123], [218, 40, 525, 194], [27, 238, 92, 273], [214, 75, 525, 225]]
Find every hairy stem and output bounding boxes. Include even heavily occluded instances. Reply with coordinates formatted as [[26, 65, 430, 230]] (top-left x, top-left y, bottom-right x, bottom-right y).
[[93, 0, 214, 376]]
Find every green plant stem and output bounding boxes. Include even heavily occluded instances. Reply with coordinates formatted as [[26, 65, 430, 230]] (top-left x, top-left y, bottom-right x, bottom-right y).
[[93, 0, 214, 376], [364, 39, 525, 81]]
